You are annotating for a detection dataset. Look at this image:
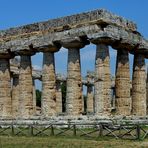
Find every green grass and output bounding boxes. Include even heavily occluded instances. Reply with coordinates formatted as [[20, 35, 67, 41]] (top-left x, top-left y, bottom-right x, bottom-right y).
[[0, 136, 148, 148]]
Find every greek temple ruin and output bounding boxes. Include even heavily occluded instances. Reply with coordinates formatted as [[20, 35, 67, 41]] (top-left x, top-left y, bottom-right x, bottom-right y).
[[0, 9, 148, 120]]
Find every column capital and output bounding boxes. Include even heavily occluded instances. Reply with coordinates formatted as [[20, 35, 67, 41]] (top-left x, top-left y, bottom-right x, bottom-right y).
[[61, 37, 89, 49], [16, 50, 36, 56], [0, 49, 15, 59], [38, 44, 61, 53]]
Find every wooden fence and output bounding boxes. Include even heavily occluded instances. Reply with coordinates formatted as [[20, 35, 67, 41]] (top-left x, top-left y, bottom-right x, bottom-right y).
[[0, 121, 148, 140]]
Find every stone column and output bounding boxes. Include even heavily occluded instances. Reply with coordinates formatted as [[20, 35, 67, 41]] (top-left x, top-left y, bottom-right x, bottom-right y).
[[115, 49, 131, 115], [12, 74, 19, 118], [66, 48, 82, 115], [32, 79, 36, 115], [0, 57, 12, 118], [56, 81, 62, 113], [41, 52, 56, 117], [87, 84, 94, 113], [62, 38, 86, 116], [111, 76, 115, 110], [82, 85, 85, 113], [94, 44, 111, 115], [132, 54, 146, 116], [111, 87, 116, 109], [18, 54, 34, 119]]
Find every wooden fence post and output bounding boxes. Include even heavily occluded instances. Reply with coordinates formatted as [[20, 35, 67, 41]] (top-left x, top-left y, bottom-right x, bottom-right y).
[[136, 124, 141, 140], [29, 125, 33, 136], [99, 124, 103, 137], [11, 125, 14, 136], [51, 125, 54, 136], [73, 125, 76, 136]]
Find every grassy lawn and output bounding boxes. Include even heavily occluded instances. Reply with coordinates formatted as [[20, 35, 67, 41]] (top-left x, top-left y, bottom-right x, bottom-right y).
[[0, 136, 148, 148]]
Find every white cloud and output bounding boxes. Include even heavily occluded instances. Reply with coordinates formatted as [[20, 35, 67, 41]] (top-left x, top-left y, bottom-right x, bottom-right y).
[[58, 47, 67, 53], [33, 65, 42, 70]]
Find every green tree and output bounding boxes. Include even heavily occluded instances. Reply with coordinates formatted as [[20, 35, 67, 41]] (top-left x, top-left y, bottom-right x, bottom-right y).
[[61, 82, 66, 112], [36, 89, 41, 107], [83, 95, 87, 114]]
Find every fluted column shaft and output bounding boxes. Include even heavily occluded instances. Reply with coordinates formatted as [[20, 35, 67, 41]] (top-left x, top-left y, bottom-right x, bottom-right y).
[[132, 54, 146, 116], [66, 48, 82, 115], [115, 49, 131, 115], [56, 81, 62, 113], [82, 86, 85, 113], [19, 55, 33, 119], [94, 44, 111, 115], [0, 58, 12, 118], [111, 87, 116, 109], [12, 74, 19, 118], [32, 79, 36, 114], [87, 84, 94, 113], [41, 52, 56, 116]]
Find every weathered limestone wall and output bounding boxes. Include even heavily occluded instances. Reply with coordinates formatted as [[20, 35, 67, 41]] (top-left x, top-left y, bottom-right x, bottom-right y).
[[12, 74, 19, 118], [94, 44, 111, 115], [132, 54, 146, 116], [0, 58, 12, 118], [41, 52, 56, 117], [115, 49, 131, 115], [18, 55, 33, 119]]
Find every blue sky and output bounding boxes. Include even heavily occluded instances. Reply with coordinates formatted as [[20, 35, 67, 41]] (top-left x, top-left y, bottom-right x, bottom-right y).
[[0, 0, 148, 89]]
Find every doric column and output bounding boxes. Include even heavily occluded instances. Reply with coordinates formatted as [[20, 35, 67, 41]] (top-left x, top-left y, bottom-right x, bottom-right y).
[[42, 52, 56, 116], [94, 44, 111, 115], [86, 72, 94, 114], [18, 53, 34, 119], [132, 54, 146, 116], [87, 84, 94, 113], [111, 76, 115, 110], [82, 85, 85, 113], [12, 74, 19, 118], [115, 49, 131, 115], [61, 37, 87, 116], [0, 56, 12, 118], [111, 87, 116, 109], [56, 81, 62, 113], [41, 46, 59, 117], [66, 48, 82, 115], [32, 79, 36, 115]]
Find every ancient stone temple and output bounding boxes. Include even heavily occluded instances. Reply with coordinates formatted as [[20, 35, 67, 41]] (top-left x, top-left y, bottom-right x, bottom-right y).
[[0, 9, 148, 119]]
